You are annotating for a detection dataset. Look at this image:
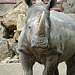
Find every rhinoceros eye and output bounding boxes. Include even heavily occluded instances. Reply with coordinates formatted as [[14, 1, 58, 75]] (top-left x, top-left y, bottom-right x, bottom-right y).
[[28, 26, 31, 29]]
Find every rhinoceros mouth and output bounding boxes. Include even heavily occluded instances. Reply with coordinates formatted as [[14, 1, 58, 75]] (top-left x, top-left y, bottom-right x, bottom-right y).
[[31, 37, 48, 48]]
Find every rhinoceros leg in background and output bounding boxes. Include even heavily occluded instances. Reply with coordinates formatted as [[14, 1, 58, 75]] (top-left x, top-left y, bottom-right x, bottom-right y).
[[43, 54, 59, 75], [54, 67, 59, 75], [19, 50, 35, 75], [66, 53, 75, 75]]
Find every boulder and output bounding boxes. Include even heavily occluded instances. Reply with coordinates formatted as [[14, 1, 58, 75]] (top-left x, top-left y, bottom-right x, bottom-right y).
[[0, 27, 3, 38], [1, 55, 19, 63], [1, 0, 28, 30], [17, 14, 25, 31], [13, 30, 21, 41], [8, 39, 18, 54], [0, 38, 9, 61], [2, 27, 9, 38], [1, 57, 11, 64], [0, 18, 3, 38], [0, 38, 19, 61], [13, 14, 25, 41], [2, 26, 14, 38]]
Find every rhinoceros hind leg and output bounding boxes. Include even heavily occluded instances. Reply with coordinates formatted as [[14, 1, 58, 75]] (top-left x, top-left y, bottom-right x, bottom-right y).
[[66, 53, 75, 75], [19, 50, 35, 75]]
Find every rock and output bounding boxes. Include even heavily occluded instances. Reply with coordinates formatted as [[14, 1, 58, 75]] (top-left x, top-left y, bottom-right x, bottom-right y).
[[17, 14, 25, 31], [1, 57, 11, 63], [0, 38, 19, 61], [13, 14, 25, 41], [13, 54, 19, 59], [11, 42, 18, 54], [1, 1, 28, 30], [0, 38, 19, 62], [2, 26, 14, 39], [6, 59, 19, 63], [8, 39, 19, 55], [2, 26, 9, 38], [13, 30, 21, 41], [0, 18, 3, 38], [1, 55, 19, 63], [0, 31, 2, 37], [62, 0, 75, 13], [0, 27, 3, 38], [0, 38, 9, 61]]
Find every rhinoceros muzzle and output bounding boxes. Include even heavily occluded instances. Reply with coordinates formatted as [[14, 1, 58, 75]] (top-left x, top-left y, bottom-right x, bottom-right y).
[[31, 36, 48, 48]]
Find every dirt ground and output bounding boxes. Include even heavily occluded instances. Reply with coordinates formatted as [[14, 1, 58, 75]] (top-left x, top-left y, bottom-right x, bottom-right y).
[[0, 62, 67, 75], [33, 62, 67, 75]]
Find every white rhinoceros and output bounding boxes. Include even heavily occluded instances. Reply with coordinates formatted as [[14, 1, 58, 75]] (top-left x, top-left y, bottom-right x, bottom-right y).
[[18, 0, 75, 75]]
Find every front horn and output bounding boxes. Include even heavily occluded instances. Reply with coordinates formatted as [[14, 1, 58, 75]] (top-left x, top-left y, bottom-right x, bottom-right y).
[[37, 11, 46, 36]]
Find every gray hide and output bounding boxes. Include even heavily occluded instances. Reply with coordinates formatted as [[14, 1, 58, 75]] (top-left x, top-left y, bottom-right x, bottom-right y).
[[18, 1, 75, 75], [50, 10, 75, 62]]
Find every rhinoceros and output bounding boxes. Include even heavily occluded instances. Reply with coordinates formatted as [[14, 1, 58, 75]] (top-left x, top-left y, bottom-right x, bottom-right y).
[[18, 0, 75, 75]]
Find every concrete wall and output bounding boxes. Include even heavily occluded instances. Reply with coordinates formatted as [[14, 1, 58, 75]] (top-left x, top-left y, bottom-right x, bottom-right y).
[[0, 0, 20, 15]]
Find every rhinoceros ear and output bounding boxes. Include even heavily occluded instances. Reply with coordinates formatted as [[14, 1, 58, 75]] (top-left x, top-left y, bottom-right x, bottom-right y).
[[47, 0, 57, 10], [24, 0, 33, 7]]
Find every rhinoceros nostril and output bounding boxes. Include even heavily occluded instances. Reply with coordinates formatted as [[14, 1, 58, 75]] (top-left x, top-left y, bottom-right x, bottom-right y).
[[32, 40, 34, 43], [35, 34, 46, 37]]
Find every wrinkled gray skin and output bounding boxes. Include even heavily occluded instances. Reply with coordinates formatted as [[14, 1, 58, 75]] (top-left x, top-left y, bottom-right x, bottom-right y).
[[18, 0, 75, 75]]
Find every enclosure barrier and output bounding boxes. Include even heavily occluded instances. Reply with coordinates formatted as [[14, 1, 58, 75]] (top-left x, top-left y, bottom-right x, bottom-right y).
[[0, 1, 17, 4], [0, 0, 67, 17], [42, 0, 67, 12]]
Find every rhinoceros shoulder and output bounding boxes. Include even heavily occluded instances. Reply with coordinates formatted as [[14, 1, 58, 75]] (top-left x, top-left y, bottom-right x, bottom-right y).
[[50, 10, 75, 24]]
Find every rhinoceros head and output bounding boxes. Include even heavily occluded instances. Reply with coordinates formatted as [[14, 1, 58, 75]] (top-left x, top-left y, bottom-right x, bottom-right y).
[[24, 0, 57, 48]]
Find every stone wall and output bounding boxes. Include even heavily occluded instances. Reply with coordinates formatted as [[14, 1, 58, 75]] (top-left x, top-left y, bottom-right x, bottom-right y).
[[0, 0, 27, 62]]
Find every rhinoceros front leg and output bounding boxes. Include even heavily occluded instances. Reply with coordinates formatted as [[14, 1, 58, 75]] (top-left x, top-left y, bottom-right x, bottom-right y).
[[19, 50, 35, 75], [43, 54, 59, 75]]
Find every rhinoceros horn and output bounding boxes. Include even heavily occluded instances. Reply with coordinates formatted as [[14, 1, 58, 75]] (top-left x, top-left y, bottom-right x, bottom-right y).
[[37, 11, 46, 36]]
